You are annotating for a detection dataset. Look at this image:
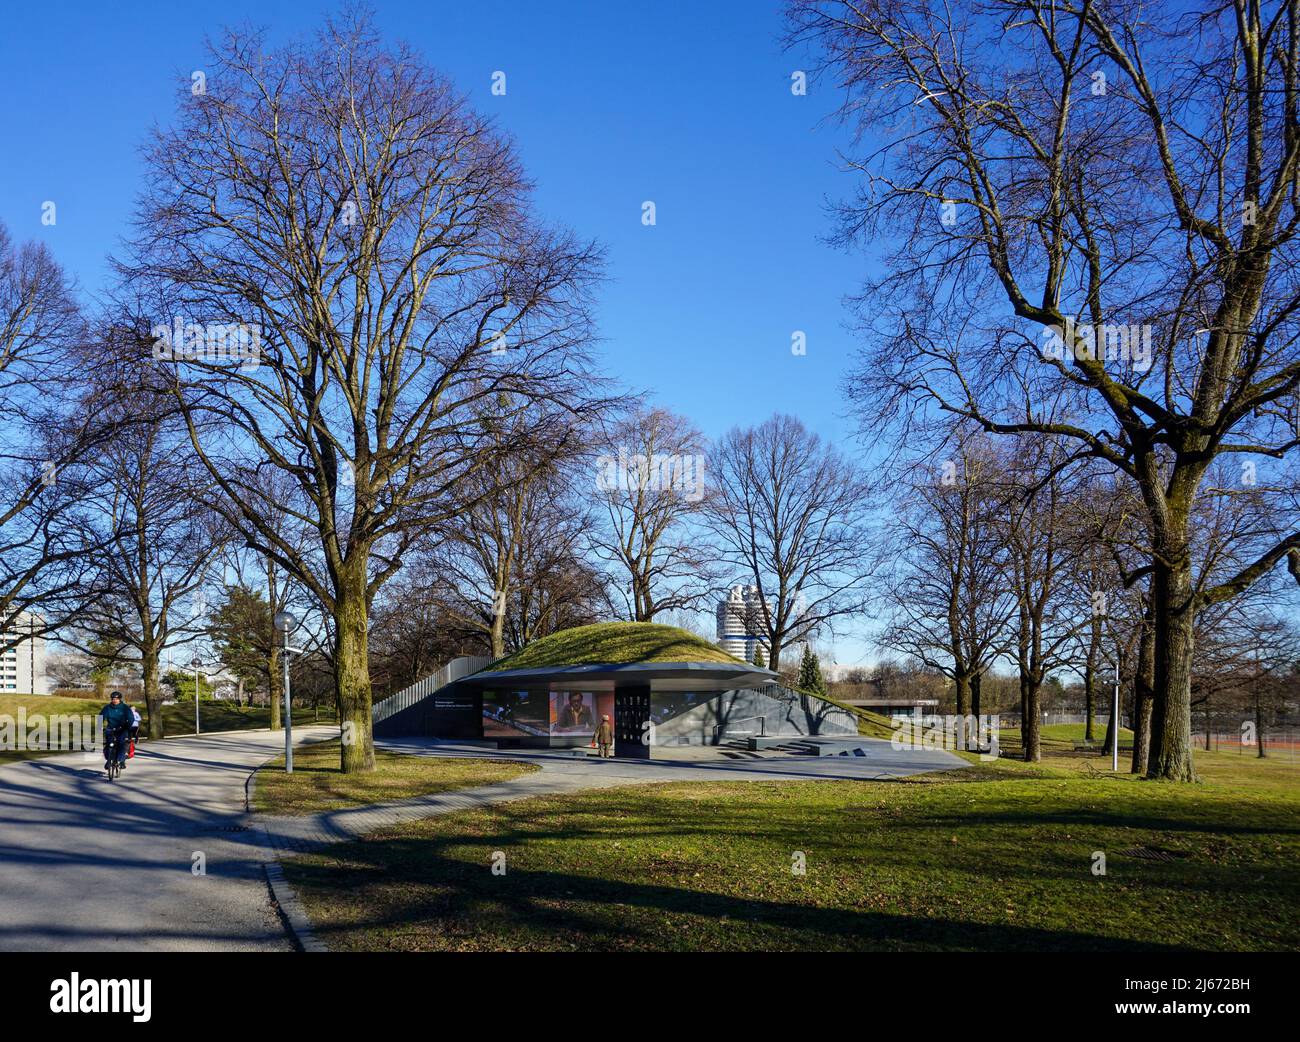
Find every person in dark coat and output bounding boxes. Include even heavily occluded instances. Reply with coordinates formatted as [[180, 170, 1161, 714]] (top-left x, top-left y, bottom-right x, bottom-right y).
[[99, 691, 133, 770], [555, 691, 594, 731]]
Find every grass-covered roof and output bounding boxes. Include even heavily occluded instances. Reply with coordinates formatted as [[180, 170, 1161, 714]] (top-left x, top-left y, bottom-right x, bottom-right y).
[[485, 622, 746, 672]]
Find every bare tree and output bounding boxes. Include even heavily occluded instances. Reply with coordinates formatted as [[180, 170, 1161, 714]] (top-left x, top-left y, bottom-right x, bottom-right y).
[[428, 402, 593, 657], [592, 406, 716, 621], [0, 222, 106, 651], [882, 443, 1015, 731], [790, 0, 1300, 780], [118, 13, 605, 771], [707, 414, 876, 672], [79, 391, 227, 739], [998, 436, 1093, 761]]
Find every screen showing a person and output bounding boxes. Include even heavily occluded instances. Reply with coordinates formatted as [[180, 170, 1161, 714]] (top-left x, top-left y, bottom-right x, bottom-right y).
[[551, 691, 596, 733]]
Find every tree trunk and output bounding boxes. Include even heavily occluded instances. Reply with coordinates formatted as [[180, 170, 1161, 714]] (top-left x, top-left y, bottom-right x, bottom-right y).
[[954, 670, 971, 718], [1084, 615, 1100, 742], [268, 644, 282, 731], [1101, 692, 1117, 756], [1255, 697, 1266, 759], [490, 611, 506, 659], [1148, 556, 1197, 781], [142, 648, 164, 741], [335, 556, 376, 773], [1022, 676, 1041, 762], [1131, 618, 1155, 775]]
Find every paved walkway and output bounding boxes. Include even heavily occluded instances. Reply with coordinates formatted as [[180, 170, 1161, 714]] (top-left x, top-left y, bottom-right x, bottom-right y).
[[0, 728, 964, 951], [0, 727, 334, 951]]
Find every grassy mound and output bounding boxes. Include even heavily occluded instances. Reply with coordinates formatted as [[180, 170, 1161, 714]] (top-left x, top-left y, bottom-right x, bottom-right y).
[[485, 622, 746, 671]]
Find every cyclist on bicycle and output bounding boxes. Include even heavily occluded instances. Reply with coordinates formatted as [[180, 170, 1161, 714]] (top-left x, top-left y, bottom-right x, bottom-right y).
[[99, 690, 133, 773]]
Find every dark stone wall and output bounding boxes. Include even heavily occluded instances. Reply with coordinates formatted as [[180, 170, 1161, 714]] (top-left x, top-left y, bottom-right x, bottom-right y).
[[372, 681, 481, 739], [652, 685, 858, 745]]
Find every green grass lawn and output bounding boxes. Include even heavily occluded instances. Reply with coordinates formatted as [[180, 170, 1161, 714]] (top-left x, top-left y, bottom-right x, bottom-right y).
[[282, 741, 1300, 952], [149, 700, 335, 737], [252, 739, 539, 815], [0, 694, 107, 763], [0, 693, 336, 763]]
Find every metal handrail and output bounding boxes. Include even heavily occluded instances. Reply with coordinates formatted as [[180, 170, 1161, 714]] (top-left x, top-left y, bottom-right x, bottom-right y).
[[372, 655, 492, 724], [713, 715, 766, 738]]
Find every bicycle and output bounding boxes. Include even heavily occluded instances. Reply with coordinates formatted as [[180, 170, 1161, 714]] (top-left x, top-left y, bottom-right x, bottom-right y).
[[104, 730, 125, 782]]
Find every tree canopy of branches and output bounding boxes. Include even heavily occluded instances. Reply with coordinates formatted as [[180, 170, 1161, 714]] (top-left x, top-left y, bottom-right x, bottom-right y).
[[881, 442, 1015, 729], [119, 13, 606, 771], [593, 406, 716, 622], [79, 390, 226, 739], [0, 222, 106, 652], [708, 414, 876, 672], [790, 0, 1300, 779]]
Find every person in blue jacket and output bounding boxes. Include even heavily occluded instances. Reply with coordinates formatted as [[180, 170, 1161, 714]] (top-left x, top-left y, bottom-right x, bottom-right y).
[[99, 691, 133, 771]]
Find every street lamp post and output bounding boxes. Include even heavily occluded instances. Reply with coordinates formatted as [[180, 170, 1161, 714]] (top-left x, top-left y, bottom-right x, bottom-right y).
[[1112, 659, 1120, 773], [190, 656, 202, 736], [274, 612, 298, 773]]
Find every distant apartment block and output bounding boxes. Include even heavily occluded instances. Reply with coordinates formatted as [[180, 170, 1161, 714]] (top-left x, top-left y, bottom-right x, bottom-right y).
[[0, 612, 48, 694]]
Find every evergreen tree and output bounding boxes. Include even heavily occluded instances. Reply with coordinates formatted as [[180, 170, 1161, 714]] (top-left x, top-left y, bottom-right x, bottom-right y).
[[207, 584, 274, 705], [752, 643, 767, 669], [798, 645, 828, 696]]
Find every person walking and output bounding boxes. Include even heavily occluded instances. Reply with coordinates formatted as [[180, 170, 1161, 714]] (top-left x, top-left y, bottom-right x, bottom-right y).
[[128, 701, 142, 758], [594, 714, 614, 758]]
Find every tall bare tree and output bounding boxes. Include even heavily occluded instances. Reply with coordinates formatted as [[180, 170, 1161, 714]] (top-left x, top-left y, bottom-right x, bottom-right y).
[[707, 414, 876, 672], [0, 222, 105, 651], [119, 13, 604, 771], [423, 398, 599, 658], [593, 406, 716, 622], [79, 392, 226, 739], [998, 435, 1092, 761], [882, 444, 1015, 728], [791, 0, 1300, 779]]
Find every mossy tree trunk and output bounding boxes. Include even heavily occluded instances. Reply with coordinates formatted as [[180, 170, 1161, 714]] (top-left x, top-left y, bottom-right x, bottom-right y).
[[334, 553, 375, 774], [1148, 535, 1198, 782], [1131, 609, 1155, 775]]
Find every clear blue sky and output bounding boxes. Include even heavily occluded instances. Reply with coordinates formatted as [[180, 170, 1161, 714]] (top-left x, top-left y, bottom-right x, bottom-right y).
[[0, 0, 870, 445], [0, 0, 880, 662]]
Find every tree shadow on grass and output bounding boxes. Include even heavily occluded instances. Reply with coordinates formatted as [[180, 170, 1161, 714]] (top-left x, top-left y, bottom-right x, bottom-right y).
[[285, 835, 1203, 952]]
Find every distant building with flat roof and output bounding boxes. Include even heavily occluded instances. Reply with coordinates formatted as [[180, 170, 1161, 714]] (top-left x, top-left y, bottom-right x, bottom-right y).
[[0, 612, 48, 694]]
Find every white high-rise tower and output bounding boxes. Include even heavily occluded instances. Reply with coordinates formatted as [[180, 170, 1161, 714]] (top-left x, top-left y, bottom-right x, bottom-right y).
[[715, 585, 770, 662]]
